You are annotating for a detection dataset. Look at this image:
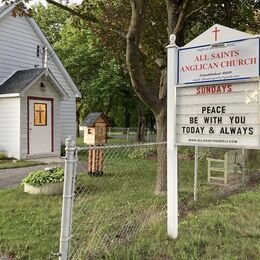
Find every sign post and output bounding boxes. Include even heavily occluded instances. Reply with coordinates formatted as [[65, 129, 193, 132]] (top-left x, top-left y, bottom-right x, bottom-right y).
[[166, 34, 178, 238]]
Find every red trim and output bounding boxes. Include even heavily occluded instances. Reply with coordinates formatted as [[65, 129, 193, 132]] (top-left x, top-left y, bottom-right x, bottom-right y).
[[27, 96, 54, 154]]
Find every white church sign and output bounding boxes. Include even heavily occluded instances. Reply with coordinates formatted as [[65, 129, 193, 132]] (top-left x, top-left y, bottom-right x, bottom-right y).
[[178, 38, 259, 84], [166, 24, 260, 239]]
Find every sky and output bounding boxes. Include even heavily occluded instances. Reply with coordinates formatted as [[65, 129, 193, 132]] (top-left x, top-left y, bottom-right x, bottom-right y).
[[0, 0, 82, 5], [28, 0, 83, 7]]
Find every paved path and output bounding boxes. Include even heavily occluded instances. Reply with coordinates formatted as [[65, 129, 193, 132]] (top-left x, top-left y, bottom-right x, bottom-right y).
[[0, 164, 61, 189]]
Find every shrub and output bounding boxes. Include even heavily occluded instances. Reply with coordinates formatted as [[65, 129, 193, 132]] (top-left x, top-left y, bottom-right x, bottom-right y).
[[0, 152, 9, 160], [179, 147, 221, 161], [178, 146, 194, 160], [128, 147, 157, 159], [198, 147, 215, 161], [22, 167, 64, 187]]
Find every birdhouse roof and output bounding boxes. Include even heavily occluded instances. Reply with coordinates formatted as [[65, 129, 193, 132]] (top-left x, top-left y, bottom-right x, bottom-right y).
[[81, 112, 111, 127]]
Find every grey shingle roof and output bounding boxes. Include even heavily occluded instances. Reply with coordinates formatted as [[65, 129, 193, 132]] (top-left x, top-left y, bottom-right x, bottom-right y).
[[0, 68, 45, 94], [81, 112, 110, 127]]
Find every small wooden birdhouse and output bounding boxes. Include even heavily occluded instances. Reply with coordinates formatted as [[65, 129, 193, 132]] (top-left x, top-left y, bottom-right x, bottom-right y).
[[81, 112, 110, 145]]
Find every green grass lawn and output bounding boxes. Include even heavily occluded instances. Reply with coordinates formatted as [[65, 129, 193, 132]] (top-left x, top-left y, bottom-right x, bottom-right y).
[[0, 156, 259, 259], [0, 160, 45, 170], [0, 187, 62, 259]]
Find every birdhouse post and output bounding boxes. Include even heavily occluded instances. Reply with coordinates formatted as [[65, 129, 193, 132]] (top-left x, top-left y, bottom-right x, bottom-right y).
[[80, 112, 110, 176]]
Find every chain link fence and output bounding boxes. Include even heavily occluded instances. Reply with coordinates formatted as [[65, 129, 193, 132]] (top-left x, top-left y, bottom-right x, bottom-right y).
[[80, 127, 157, 142], [70, 142, 166, 259], [63, 142, 218, 258], [59, 141, 255, 259], [107, 127, 156, 142]]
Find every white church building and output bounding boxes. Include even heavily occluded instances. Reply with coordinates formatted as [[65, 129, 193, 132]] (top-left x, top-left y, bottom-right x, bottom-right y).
[[0, 2, 81, 159]]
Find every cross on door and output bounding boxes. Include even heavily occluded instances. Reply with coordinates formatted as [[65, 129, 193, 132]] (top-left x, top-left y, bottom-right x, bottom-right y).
[[34, 103, 47, 125], [212, 26, 220, 41]]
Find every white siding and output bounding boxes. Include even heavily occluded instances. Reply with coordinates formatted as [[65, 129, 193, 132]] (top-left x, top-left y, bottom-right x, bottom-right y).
[[20, 78, 61, 158], [0, 13, 77, 143], [0, 97, 20, 159]]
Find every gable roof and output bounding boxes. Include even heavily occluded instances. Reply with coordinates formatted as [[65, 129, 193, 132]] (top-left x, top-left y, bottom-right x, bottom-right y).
[[0, 1, 81, 98], [81, 112, 111, 127], [0, 68, 69, 100], [0, 4, 9, 14], [0, 68, 44, 94], [184, 24, 256, 47]]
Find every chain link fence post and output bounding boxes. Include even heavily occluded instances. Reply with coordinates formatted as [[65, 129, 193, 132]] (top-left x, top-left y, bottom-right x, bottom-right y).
[[59, 137, 76, 260], [194, 146, 199, 201]]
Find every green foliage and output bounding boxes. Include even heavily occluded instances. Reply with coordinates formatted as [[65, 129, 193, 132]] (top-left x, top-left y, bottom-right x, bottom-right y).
[[178, 146, 194, 160], [0, 152, 8, 160], [128, 147, 157, 159], [53, 20, 138, 126], [178, 147, 229, 161], [31, 3, 70, 44], [32, 4, 140, 128], [22, 167, 64, 187], [184, 0, 260, 44], [198, 147, 215, 161]]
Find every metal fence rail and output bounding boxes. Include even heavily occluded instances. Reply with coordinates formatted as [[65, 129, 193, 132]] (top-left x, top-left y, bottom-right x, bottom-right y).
[[107, 127, 156, 142]]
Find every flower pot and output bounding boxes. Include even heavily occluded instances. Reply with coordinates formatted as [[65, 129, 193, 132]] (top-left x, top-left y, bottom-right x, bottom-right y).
[[24, 182, 63, 195]]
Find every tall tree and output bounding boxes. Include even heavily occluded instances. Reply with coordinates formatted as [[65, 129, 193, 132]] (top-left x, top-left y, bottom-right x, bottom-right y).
[[32, 3, 140, 135], [39, 0, 260, 194], [11, 0, 259, 194], [42, 0, 205, 194]]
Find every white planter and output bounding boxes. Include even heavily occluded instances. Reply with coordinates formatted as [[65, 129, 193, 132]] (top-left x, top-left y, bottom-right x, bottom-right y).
[[24, 182, 63, 195]]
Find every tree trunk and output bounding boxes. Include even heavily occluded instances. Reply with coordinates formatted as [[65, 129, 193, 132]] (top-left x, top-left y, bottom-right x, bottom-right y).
[[148, 113, 156, 134], [124, 107, 130, 128], [125, 0, 190, 194], [224, 1, 232, 27], [154, 102, 167, 195], [44, 0, 190, 196], [76, 101, 83, 138], [126, 0, 168, 194], [137, 105, 146, 142], [244, 149, 257, 162]]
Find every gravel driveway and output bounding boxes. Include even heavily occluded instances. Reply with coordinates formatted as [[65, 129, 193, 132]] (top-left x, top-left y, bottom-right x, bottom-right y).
[[0, 164, 61, 189]]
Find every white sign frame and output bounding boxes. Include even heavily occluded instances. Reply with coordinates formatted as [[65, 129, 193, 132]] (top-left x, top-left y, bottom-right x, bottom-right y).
[[167, 31, 260, 240]]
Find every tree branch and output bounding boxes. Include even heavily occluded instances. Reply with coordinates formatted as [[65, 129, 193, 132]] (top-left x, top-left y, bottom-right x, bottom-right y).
[[138, 44, 166, 68], [46, 0, 97, 22], [185, 5, 205, 19], [166, 0, 178, 36], [173, 0, 191, 35], [46, 0, 126, 39], [126, 0, 161, 115]]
